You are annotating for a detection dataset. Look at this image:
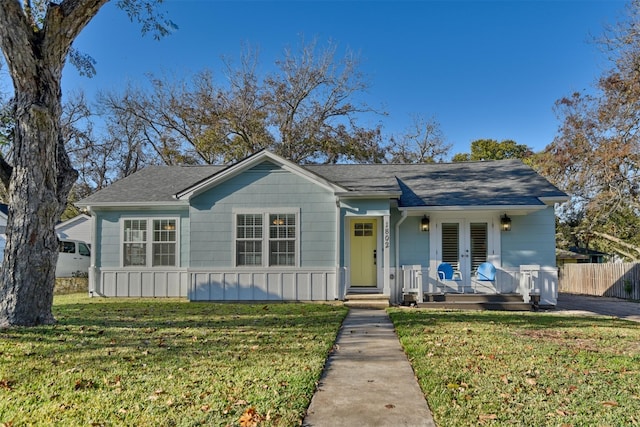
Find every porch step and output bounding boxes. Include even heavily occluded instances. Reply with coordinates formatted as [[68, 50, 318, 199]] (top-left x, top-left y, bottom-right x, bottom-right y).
[[417, 293, 532, 311], [344, 293, 390, 309]]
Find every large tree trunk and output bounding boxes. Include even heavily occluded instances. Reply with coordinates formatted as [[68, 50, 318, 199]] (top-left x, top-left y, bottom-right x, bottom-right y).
[[0, 1, 103, 327], [0, 90, 77, 326]]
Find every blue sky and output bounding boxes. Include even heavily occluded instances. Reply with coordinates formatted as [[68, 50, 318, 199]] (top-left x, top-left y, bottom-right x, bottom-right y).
[[1, 0, 629, 158]]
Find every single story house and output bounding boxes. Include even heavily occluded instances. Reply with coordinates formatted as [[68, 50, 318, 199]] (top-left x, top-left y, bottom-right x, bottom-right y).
[[76, 150, 568, 306]]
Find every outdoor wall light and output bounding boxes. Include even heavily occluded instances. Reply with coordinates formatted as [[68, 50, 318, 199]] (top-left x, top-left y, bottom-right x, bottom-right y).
[[500, 214, 512, 231], [421, 215, 430, 232]]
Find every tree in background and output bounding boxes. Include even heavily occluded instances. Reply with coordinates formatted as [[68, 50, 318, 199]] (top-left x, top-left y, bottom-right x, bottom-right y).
[[452, 139, 532, 162], [536, 0, 640, 260], [264, 39, 384, 164], [94, 39, 385, 169], [0, 0, 174, 327], [386, 115, 451, 163]]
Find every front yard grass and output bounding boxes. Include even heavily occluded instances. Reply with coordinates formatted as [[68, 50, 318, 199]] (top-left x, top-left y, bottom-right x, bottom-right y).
[[0, 294, 348, 426], [389, 308, 640, 426]]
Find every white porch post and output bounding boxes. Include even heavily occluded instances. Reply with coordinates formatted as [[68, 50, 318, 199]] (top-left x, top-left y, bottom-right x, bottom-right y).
[[383, 214, 391, 298]]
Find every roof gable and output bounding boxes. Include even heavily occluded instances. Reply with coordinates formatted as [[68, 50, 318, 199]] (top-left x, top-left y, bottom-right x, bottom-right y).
[[175, 151, 346, 200]]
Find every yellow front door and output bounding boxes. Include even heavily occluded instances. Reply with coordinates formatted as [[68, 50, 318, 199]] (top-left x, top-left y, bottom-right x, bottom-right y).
[[350, 219, 377, 287]]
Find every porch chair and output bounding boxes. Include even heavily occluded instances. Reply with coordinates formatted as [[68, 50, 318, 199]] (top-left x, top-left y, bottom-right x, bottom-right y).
[[474, 262, 497, 293], [436, 262, 462, 293]]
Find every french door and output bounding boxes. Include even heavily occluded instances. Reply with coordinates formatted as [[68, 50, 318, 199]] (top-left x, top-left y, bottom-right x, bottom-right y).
[[438, 219, 489, 287]]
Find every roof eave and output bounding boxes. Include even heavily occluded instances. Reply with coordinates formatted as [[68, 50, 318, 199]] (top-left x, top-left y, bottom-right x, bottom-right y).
[[539, 195, 570, 205], [76, 201, 189, 210], [336, 191, 402, 200], [399, 204, 549, 214]]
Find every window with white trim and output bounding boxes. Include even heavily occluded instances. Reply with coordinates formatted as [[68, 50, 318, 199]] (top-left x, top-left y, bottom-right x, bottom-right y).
[[123, 218, 178, 267], [236, 214, 263, 266], [235, 211, 297, 267], [269, 213, 296, 266]]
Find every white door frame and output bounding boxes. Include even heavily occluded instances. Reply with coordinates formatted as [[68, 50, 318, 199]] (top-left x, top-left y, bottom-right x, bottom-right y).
[[429, 213, 501, 287], [344, 216, 383, 289]]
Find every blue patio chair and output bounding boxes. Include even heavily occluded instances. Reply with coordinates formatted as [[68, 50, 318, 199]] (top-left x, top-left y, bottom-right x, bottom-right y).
[[436, 262, 462, 293], [474, 262, 497, 293], [476, 262, 496, 281]]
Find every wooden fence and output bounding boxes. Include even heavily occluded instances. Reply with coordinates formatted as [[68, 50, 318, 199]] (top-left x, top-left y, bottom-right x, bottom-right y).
[[559, 263, 640, 300]]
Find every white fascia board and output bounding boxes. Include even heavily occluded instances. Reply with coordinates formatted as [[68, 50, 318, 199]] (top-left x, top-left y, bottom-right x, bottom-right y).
[[336, 191, 402, 200], [539, 196, 570, 205], [77, 201, 189, 211], [399, 205, 548, 214], [175, 151, 346, 200]]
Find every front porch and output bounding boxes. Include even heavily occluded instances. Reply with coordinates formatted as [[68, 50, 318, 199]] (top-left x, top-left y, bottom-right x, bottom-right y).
[[400, 265, 556, 309]]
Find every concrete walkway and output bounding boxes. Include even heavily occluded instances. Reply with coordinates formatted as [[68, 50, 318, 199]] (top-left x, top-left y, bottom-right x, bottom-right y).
[[303, 309, 435, 427], [554, 293, 640, 323]]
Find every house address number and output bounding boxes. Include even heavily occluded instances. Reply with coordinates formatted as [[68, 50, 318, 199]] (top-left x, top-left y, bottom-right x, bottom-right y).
[[384, 221, 390, 249]]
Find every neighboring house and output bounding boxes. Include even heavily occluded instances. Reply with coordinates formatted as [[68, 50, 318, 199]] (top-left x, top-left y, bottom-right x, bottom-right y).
[[76, 150, 568, 306], [56, 213, 92, 245], [566, 246, 608, 264], [556, 248, 589, 267]]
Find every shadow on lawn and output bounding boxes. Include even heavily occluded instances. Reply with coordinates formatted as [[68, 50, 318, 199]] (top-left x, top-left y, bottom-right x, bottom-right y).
[[1, 300, 348, 362], [389, 309, 639, 332]]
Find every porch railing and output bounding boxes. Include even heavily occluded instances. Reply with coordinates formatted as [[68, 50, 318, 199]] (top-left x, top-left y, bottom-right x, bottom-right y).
[[399, 265, 559, 305]]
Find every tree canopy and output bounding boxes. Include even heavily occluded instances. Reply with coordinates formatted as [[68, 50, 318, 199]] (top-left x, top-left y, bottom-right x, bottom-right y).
[[536, 0, 640, 260], [452, 139, 532, 162]]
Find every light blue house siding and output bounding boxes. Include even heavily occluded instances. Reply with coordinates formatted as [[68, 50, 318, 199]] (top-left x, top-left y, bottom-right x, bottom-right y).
[[91, 208, 190, 297], [499, 207, 559, 305], [396, 215, 429, 267], [95, 209, 190, 268], [501, 207, 557, 268], [189, 162, 337, 268], [188, 162, 339, 301]]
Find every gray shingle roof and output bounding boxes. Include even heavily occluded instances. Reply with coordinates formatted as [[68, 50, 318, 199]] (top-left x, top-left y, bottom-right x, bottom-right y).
[[78, 158, 566, 208], [306, 159, 566, 207], [78, 165, 225, 204]]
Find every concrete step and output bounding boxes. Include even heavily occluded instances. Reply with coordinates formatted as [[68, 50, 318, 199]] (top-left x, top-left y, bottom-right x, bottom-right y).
[[344, 293, 390, 309]]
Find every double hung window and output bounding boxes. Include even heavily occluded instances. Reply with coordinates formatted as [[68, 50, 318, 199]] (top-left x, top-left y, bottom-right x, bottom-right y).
[[123, 218, 177, 267], [235, 211, 297, 267]]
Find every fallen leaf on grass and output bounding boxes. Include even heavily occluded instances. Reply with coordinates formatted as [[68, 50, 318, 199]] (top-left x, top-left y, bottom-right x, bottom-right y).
[[479, 414, 497, 422], [74, 379, 94, 390], [0, 378, 14, 390], [239, 407, 263, 427], [601, 401, 619, 407]]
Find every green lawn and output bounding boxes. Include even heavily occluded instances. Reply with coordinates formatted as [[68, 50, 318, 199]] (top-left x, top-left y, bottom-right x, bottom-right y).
[[0, 294, 348, 426], [4, 296, 638, 426], [389, 308, 640, 427]]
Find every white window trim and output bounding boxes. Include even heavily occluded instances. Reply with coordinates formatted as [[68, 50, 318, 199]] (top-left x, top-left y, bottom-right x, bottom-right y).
[[120, 217, 180, 268], [233, 208, 300, 268]]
